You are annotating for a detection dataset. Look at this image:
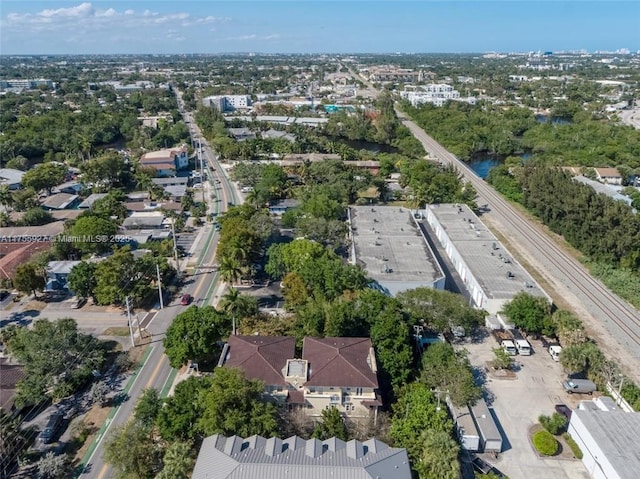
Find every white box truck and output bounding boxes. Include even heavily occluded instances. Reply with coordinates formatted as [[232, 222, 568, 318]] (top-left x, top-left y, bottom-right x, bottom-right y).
[[515, 339, 532, 355]]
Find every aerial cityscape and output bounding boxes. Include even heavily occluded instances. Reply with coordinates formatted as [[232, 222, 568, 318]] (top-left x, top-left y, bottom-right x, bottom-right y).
[[1, 2, 639, 479]]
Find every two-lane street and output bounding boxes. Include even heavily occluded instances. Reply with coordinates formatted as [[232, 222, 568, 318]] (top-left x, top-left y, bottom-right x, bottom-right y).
[[77, 98, 238, 479], [397, 110, 640, 382]]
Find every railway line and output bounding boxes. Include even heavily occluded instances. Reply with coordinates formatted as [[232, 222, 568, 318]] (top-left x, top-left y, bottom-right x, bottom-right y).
[[398, 110, 640, 372]]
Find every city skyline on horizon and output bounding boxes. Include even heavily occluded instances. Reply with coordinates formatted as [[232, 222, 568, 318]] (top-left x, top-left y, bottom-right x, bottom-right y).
[[1, 1, 639, 55]]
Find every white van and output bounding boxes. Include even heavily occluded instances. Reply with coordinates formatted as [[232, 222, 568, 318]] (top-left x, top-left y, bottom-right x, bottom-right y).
[[549, 345, 562, 362], [515, 339, 531, 356], [501, 340, 517, 356]]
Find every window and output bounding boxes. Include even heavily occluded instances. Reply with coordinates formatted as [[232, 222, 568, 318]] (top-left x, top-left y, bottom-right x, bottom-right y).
[[356, 388, 363, 396]]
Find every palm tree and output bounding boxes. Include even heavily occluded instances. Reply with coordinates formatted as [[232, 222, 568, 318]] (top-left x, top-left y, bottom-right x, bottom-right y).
[[157, 441, 194, 479], [218, 256, 242, 286], [219, 287, 259, 336]]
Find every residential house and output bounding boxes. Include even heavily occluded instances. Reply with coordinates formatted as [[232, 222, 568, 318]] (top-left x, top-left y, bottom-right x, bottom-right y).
[[227, 127, 256, 142], [0, 168, 25, 190], [261, 129, 296, 142], [594, 167, 623, 185], [54, 180, 83, 195], [219, 336, 295, 402], [0, 358, 26, 414], [219, 336, 382, 420], [151, 177, 189, 188], [192, 434, 412, 479], [45, 260, 81, 291], [139, 145, 190, 177], [121, 212, 167, 230], [41, 193, 79, 210], [78, 193, 107, 209], [268, 198, 300, 216], [125, 201, 181, 213]]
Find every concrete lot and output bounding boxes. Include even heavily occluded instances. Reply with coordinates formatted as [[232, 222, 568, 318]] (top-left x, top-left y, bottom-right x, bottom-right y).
[[459, 335, 590, 479]]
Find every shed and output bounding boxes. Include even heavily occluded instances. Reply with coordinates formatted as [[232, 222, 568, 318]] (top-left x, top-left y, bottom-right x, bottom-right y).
[[470, 398, 502, 454]]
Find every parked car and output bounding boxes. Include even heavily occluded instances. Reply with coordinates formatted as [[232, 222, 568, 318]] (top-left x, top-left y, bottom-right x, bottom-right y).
[[549, 345, 562, 362], [38, 412, 64, 444], [555, 404, 573, 421], [562, 378, 596, 395], [180, 293, 192, 306]]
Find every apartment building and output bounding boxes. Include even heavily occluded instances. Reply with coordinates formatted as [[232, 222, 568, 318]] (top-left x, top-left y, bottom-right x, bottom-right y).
[[219, 336, 382, 420]]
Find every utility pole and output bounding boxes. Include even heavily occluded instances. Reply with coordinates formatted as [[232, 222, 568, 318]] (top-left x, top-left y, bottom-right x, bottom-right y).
[[156, 263, 164, 309], [170, 218, 181, 278], [125, 296, 135, 347]]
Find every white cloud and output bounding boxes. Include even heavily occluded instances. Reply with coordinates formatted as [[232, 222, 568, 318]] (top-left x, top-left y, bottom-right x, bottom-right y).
[[2, 2, 228, 33], [225, 33, 281, 42]]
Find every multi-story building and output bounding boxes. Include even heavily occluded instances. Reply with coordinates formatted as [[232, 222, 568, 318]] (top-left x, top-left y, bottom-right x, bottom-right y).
[[0, 79, 54, 91], [202, 95, 252, 112], [139, 145, 189, 176], [192, 434, 412, 479], [219, 336, 382, 420], [400, 84, 476, 107]]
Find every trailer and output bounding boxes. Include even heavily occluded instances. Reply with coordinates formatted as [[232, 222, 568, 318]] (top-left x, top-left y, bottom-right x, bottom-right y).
[[448, 402, 480, 452], [470, 399, 503, 455]]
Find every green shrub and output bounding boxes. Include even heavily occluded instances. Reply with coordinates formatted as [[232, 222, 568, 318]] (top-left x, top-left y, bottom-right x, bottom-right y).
[[563, 433, 583, 459], [538, 413, 568, 435], [533, 430, 559, 456]]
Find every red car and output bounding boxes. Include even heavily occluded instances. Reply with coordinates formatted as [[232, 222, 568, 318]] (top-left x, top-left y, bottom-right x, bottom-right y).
[[180, 293, 192, 305]]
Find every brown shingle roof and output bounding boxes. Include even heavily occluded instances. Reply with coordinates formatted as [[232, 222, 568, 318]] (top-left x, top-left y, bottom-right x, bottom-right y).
[[0, 358, 26, 411], [0, 242, 51, 280], [223, 336, 295, 386], [302, 337, 378, 388]]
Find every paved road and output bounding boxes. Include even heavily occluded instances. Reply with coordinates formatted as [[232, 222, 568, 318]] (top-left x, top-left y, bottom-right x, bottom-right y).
[[619, 107, 640, 130], [78, 96, 238, 479], [396, 110, 640, 379]]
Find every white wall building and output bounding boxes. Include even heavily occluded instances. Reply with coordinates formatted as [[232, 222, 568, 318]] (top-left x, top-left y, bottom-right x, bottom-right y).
[[423, 204, 550, 314], [202, 95, 251, 111], [400, 84, 476, 107], [568, 397, 640, 479]]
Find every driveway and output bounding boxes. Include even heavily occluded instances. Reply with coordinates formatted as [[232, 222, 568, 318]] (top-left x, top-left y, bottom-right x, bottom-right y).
[[459, 335, 590, 479]]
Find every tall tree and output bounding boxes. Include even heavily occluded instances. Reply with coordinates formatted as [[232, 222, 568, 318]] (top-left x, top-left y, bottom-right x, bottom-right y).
[[67, 261, 97, 300], [21, 162, 66, 194], [163, 306, 230, 368], [311, 407, 349, 441], [103, 420, 162, 479], [157, 441, 195, 479], [417, 430, 461, 479], [197, 368, 279, 438], [12, 262, 45, 298]]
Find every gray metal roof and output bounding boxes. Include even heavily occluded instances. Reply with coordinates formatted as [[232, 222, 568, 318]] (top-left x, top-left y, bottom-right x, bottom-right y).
[[425, 204, 548, 301], [350, 206, 445, 295], [78, 193, 107, 209], [192, 434, 411, 479], [572, 408, 640, 478]]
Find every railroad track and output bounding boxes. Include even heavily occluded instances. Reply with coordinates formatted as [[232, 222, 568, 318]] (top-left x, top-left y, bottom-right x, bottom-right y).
[[399, 112, 640, 356]]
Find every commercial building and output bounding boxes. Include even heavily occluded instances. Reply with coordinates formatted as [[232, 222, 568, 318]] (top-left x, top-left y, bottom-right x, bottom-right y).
[[219, 336, 382, 420], [202, 94, 252, 111], [192, 434, 412, 479], [400, 84, 477, 107], [568, 397, 640, 479], [423, 204, 549, 314], [350, 206, 445, 296], [0, 79, 53, 91]]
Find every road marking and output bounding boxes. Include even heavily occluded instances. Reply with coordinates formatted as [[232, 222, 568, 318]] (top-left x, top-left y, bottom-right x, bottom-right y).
[[145, 352, 167, 389], [77, 346, 154, 478], [160, 368, 178, 398]]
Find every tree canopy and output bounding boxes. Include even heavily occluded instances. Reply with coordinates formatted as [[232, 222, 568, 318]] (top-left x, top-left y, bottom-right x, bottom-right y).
[[0, 318, 105, 406], [163, 306, 230, 368]]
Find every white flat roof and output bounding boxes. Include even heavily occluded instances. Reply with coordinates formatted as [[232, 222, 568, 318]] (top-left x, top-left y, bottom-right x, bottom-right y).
[[350, 206, 444, 293], [426, 204, 548, 301]]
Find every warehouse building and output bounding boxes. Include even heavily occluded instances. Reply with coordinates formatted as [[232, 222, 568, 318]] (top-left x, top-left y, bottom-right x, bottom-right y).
[[423, 204, 550, 314], [568, 397, 640, 479], [350, 206, 445, 296]]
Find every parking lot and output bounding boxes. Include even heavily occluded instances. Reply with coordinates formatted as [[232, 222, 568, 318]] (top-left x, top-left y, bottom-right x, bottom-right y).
[[459, 335, 590, 479]]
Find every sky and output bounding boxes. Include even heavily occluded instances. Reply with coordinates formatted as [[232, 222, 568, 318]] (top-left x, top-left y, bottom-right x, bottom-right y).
[[1, 1, 638, 55]]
